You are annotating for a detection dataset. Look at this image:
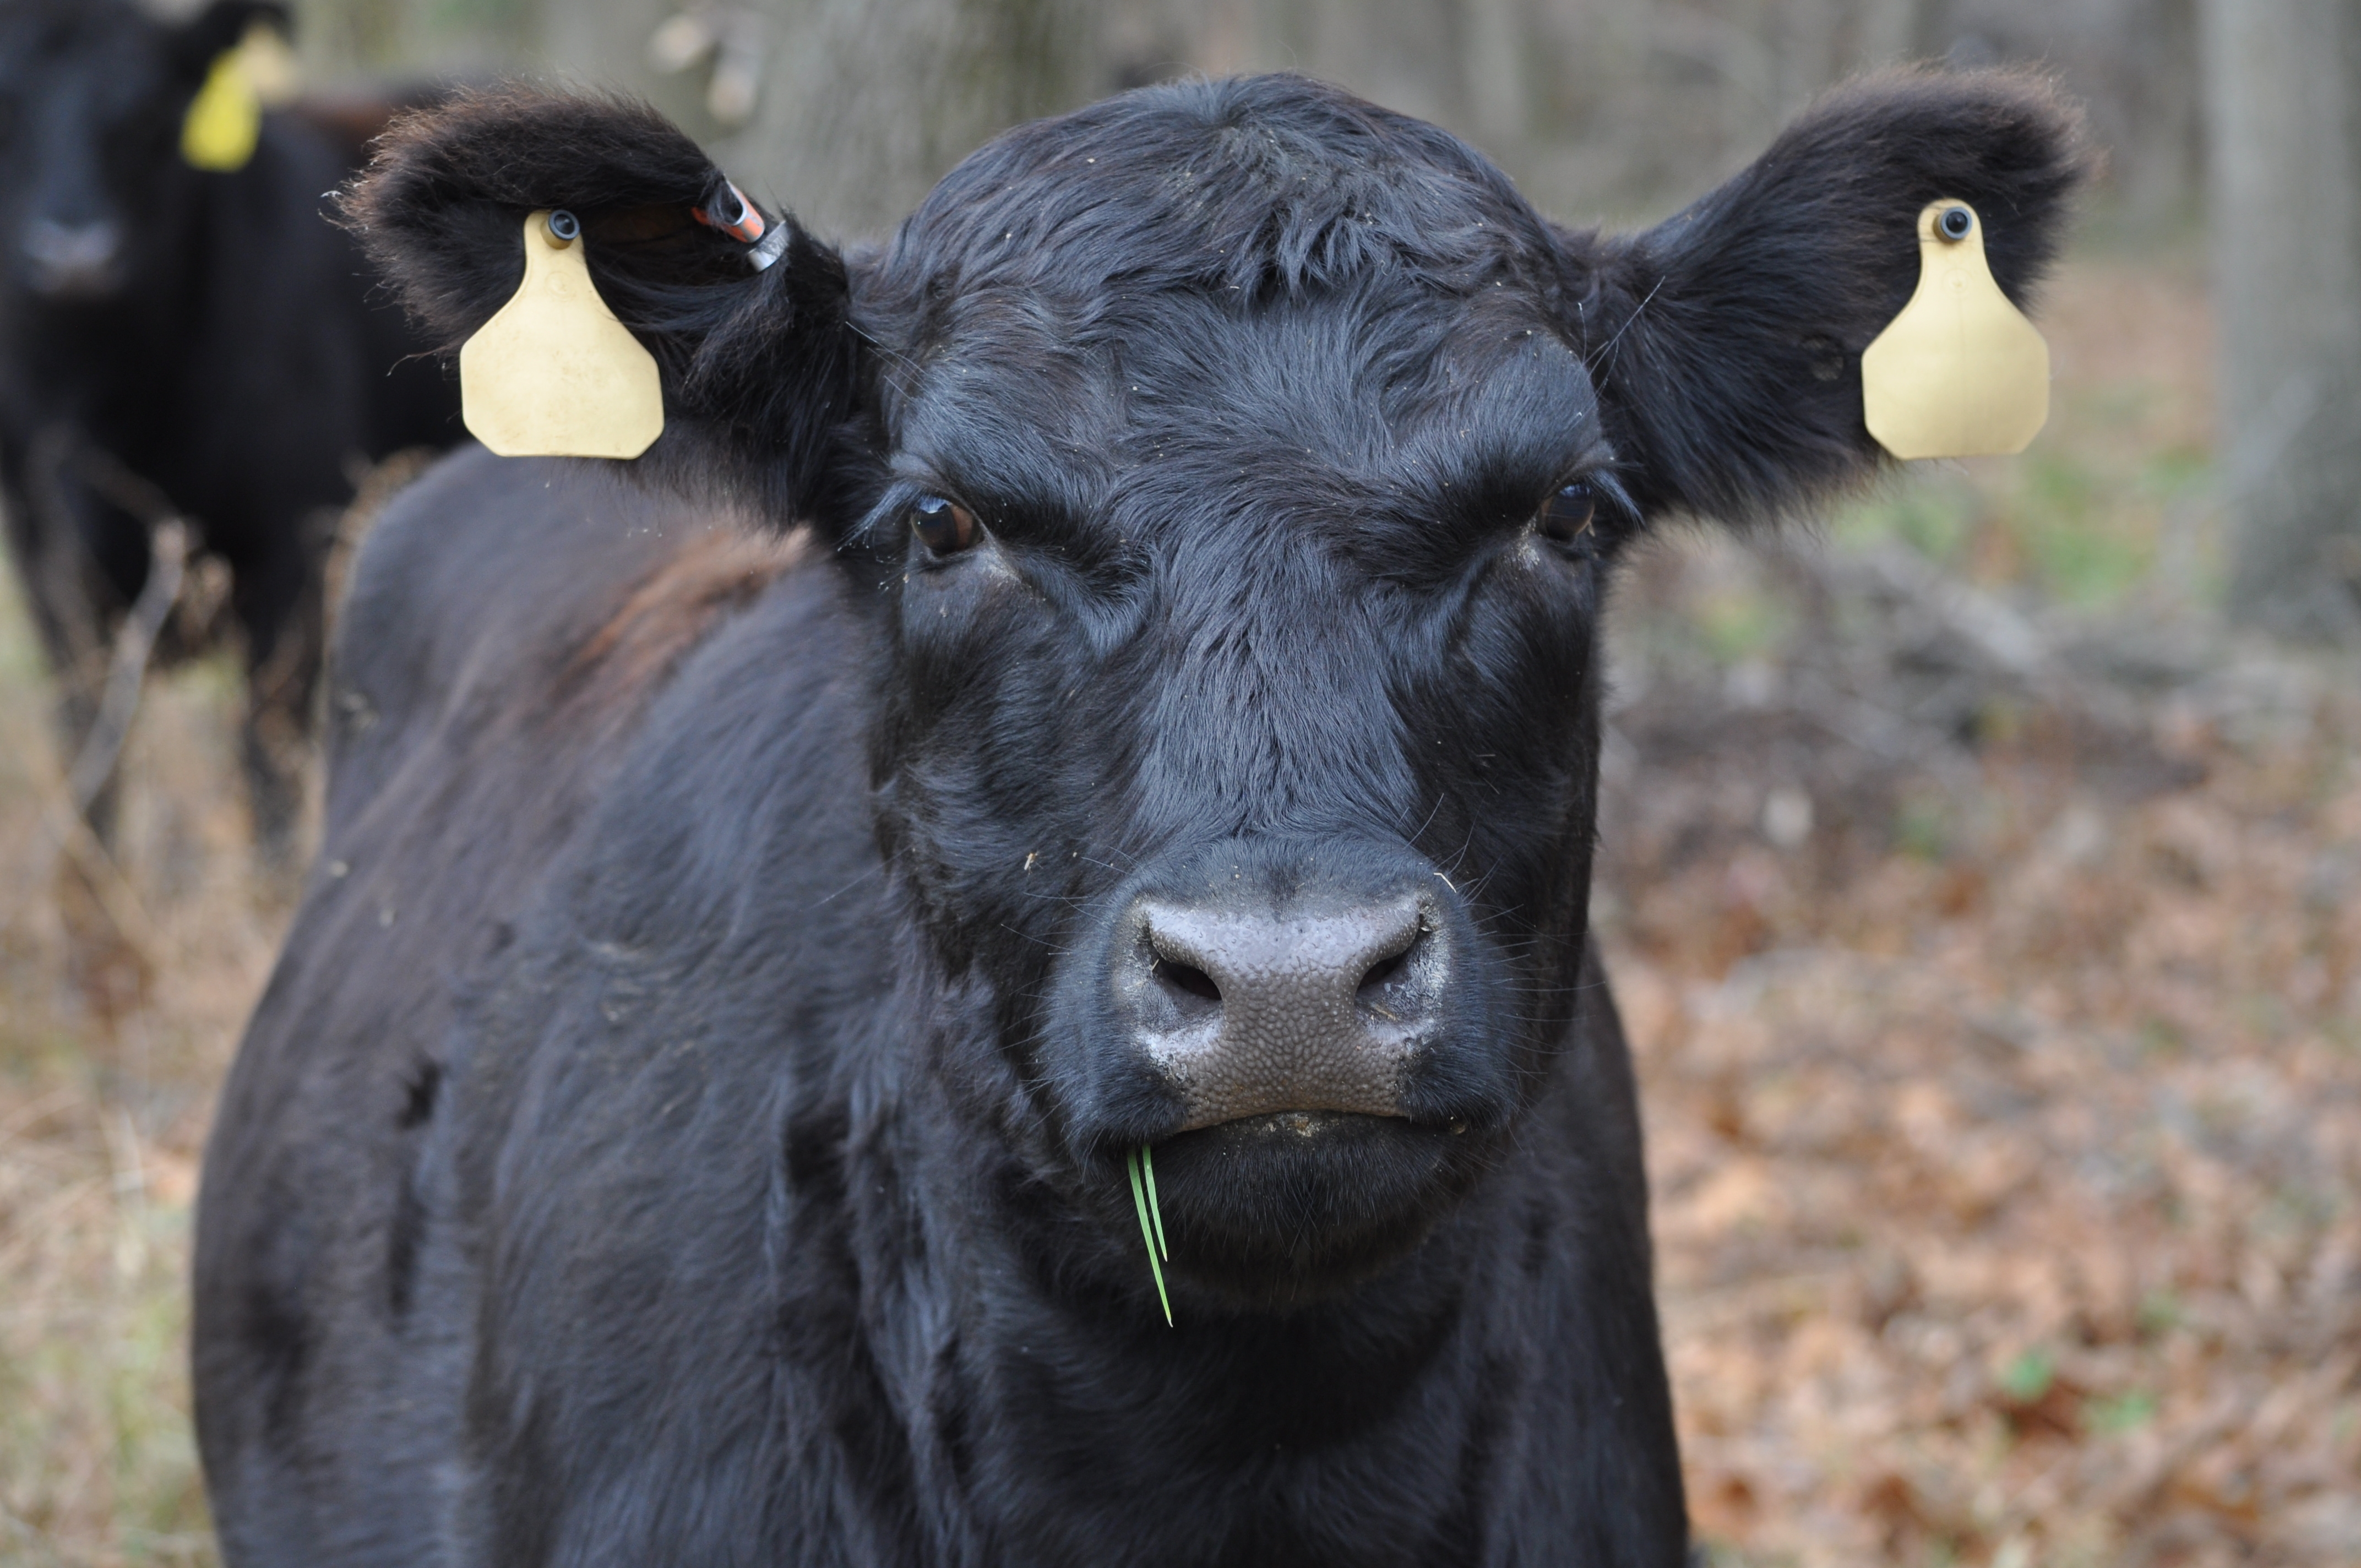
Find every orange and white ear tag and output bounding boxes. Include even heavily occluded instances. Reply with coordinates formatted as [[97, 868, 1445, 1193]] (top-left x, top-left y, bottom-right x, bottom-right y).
[[180, 18, 299, 172], [459, 210, 665, 460], [1861, 199, 2049, 460]]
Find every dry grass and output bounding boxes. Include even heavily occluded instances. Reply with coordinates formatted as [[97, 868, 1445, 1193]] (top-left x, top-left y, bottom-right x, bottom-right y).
[[0, 601, 279, 1566], [0, 252, 2351, 1566]]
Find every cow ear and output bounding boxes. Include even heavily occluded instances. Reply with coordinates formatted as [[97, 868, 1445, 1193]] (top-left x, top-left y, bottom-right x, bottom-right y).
[[1561, 67, 2092, 526], [169, 0, 293, 79], [342, 89, 861, 515]]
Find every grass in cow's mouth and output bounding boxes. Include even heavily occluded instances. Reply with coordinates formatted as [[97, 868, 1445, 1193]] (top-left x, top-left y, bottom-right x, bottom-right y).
[[1126, 1145, 1172, 1326]]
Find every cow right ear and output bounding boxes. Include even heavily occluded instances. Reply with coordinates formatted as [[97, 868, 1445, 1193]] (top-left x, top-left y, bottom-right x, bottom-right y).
[[343, 89, 861, 514], [1554, 68, 2088, 528]]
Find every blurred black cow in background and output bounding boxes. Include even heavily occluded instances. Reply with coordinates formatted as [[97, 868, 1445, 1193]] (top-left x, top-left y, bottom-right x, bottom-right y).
[[0, 0, 457, 862]]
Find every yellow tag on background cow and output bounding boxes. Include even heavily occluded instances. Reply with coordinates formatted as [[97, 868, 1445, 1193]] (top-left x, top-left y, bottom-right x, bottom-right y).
[[1860, 199, 2049, 460], [180, 21, 299, 173], [459, 211, 666, 460], [181, 47, 262, 172]]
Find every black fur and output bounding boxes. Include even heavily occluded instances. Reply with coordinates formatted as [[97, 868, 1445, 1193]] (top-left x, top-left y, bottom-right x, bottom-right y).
[[194, 71, 2085, 1566], [0, 0, 459, 853]]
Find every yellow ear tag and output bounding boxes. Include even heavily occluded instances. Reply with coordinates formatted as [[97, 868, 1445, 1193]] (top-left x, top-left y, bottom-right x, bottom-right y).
[[181, 47, 262, 172], [1860, 199, 2049, 460], [458, 211, 666, 460]]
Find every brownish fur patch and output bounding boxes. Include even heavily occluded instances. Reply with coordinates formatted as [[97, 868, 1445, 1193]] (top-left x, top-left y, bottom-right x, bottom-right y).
[[561, 522, 810, 716]]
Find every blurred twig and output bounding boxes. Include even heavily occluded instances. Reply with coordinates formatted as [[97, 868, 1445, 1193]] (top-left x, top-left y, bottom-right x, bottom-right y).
[[4, 440, 191, 964], [64, 519, 184, 818]]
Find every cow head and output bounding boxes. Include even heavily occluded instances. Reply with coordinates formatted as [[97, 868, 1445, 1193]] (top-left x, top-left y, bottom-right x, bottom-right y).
[[351, 73, 2083, 1310], [0, 0, 288, 302]]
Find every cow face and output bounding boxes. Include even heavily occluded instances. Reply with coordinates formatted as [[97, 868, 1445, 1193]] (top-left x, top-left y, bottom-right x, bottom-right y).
[[351, 72, 2082, 1308], [842, 92, 1634, 1300], [872, 304, 1615, 1295], [0, 0, 285, 302]]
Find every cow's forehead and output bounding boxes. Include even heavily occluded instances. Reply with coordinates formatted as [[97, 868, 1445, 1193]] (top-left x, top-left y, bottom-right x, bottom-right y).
[[857, 75, 1598, 540], [885, 279, 1604, 542], [0, 3, 157, 101], [0, 0, 141, 62], [871, 77, 1562, 324]]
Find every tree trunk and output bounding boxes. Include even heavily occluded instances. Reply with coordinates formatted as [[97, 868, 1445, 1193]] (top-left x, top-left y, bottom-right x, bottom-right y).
[[2204, 0, 2361, 637], [534, 0, 1111, 242]]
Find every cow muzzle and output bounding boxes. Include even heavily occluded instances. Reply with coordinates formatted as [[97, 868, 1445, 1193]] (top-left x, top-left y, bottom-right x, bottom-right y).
[[1048, 837, 1522, 1298], [22, 218, 124, 300], [1107, 852, 1453, 1133]]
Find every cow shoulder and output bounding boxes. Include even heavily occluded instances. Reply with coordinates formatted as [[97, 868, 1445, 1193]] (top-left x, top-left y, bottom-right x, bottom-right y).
[[325, 446, 808, 830], [197, 447, 822, 1547]]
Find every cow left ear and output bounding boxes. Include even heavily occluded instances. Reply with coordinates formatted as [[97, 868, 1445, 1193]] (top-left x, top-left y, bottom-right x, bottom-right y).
[[1559, 67, 2092, 527], [344, 89, 861, 515]]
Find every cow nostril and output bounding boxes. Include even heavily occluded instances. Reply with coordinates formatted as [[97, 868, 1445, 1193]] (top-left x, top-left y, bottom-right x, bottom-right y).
[[1354, 921, 1426, 1013], [1153, 957, 1221, 1007]]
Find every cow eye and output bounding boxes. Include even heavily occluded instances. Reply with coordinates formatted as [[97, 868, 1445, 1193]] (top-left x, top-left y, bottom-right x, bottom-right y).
[[909, 496, 978, 556], [1537, 482, 1597, 545]]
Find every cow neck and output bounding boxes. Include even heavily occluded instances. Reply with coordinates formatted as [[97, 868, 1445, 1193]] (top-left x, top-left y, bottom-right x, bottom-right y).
[[851, 999, 1534, 1555]]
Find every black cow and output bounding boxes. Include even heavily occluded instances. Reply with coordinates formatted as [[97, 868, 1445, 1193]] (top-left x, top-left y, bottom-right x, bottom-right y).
[[0, 0, 456, 857], [193, 72, 2083, 1565]]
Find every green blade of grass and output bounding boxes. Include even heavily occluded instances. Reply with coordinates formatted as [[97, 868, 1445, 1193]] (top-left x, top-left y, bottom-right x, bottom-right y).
[[1141, 1142, 1168, 1261], [1126, 1147, 1173, 1327]]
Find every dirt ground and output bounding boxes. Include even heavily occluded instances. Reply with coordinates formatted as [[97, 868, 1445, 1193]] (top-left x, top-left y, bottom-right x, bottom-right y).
[[1, 252, 2354, 1566]]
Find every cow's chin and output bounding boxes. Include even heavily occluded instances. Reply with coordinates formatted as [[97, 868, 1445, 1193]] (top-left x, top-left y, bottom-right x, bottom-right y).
[[1144, 1110, 1488, 1309]]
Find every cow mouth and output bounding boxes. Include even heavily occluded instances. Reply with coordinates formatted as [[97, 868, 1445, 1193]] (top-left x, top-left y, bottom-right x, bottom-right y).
[[25, 263, 127, 303], [1126, 1109, 1485, 1304], [1217, 1108, 1398, 1136]]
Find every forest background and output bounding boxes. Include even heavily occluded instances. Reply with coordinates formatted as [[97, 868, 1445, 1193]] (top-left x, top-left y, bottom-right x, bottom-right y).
[[2, 1, 2356, 1565]]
